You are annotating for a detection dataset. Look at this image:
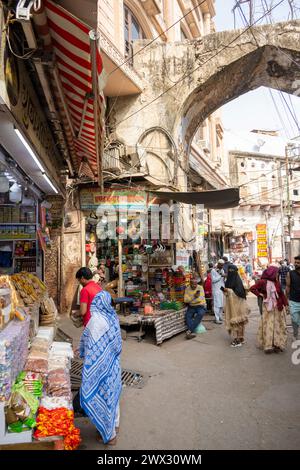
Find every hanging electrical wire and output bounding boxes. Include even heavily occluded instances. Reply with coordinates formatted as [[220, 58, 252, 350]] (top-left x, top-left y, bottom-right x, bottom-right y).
[[236, 1, 300, 139], [115, 0, 286, 129]]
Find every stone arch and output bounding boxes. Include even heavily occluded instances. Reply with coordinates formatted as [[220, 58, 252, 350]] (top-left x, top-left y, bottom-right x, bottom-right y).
[[137, 127, 178, 185], [115, 21, 300, 178], [175, 22, 300, 149]]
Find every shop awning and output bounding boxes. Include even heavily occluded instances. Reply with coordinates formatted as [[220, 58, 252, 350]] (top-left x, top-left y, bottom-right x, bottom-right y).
[[148, 188, 240, 209], [43, 0, 105, 180]]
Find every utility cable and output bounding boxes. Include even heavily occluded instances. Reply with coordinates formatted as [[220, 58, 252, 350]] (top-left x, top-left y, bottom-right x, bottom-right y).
[[115, 0, 286, 128]]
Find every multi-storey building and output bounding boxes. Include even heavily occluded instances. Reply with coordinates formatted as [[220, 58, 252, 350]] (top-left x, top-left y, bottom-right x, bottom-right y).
[[55, 0, 227, 191], [228, 130, 300, 263]]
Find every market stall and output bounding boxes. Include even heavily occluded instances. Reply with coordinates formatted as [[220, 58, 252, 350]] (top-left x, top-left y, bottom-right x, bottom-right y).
[[79, 187, 201, 344], [0, 273, 80, 450]]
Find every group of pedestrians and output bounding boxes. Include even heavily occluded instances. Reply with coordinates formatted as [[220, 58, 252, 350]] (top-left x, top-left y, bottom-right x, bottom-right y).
[[69, 255, 300, 446], [184, 255, 300, 350]]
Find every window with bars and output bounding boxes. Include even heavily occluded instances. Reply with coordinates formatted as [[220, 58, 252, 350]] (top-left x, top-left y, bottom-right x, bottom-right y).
[[124, 6, 146, 64]]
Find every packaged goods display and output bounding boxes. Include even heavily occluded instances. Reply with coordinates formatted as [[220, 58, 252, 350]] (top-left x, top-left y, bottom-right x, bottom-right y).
[[0, 317, 30, 402], [10, 273, 46, 307], [0, 272, 79, 449]]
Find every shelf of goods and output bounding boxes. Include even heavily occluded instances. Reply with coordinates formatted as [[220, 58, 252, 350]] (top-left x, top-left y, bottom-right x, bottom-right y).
[[0, 274, 80, 449], [0, 204, 38, 276]]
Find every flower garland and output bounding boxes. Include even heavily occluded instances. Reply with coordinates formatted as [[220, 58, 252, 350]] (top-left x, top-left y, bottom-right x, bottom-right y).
[[34, 407, 81, 450]]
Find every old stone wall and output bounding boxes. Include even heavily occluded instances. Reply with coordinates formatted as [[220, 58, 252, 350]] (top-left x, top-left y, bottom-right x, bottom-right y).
[[110, 20, 300, 159], [44, 196, 64, 308]]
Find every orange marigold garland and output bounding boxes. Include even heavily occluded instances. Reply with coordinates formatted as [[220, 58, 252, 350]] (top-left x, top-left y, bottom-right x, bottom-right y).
[[34, 407, 81, 450]]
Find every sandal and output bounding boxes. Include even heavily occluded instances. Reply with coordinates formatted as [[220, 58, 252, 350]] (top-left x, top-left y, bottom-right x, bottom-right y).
[[96, 431, 117, 445], [105, 437, 117, 446], [230, 339, 242, 348], [264, 349, 274, 354]]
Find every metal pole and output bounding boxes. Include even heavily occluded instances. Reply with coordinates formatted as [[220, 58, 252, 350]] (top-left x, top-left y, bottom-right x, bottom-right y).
[[285, 145, 292, 261], [207, 209, 211, 262], [118, 239, 123, 297], [264, 209, 271, 264], [89, 29, 103, 192], [277, 160, 286, 259], [249, 0, 254, 25]]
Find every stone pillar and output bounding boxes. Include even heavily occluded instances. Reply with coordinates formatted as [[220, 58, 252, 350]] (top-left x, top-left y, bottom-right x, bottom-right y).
[[208, 116, 217, 161], [164, 0, 176, 41], [44, 196, 64, 308], [60, 190, 85, 315]]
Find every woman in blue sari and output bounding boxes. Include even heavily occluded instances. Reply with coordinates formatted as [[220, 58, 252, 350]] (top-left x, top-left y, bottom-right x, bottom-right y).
[[79, 290, 122, 445]]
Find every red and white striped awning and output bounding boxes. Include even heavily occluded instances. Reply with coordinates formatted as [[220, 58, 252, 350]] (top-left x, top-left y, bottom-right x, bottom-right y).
[[42, 0, 105, 179]]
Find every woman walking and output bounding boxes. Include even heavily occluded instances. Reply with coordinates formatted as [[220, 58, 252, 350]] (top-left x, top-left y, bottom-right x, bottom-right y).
[[250, 266, 288, 353], [224, 264, 248, 347], [79, 290, 122, 445]]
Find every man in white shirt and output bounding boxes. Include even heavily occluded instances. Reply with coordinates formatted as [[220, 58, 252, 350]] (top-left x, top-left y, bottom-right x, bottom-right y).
[[211, 259, 225, 324]]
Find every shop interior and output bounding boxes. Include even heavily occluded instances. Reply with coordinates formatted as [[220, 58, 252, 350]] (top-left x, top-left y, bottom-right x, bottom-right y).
[[84, 205, 193, 316], [0, 158, 43, 279]]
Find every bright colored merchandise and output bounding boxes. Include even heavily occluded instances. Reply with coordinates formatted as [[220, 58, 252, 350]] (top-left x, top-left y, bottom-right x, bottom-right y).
[[34, 407, 81, 450]]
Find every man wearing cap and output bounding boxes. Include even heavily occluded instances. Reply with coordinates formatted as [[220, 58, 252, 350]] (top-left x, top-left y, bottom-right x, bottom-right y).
[[211, 260, 225, 324], [184, 277, 207, 339]]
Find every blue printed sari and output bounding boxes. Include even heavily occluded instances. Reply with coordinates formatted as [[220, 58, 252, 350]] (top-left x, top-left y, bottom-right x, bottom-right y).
[[79, 291, 122, 443]]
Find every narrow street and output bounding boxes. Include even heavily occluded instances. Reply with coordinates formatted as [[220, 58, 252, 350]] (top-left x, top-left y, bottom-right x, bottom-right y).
[[1, 0, 300, 455], [61, 296, 300, 450]]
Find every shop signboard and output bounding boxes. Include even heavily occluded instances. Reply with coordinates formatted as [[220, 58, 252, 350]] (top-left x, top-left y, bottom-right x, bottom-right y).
[[0, 25, 60, 181], [256, 224, 268, 258], [176, 249, 190, 270], [80, 187, 148, 211]]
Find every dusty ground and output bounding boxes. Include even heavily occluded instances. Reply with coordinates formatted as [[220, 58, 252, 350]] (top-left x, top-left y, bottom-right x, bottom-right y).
[[60, 296, 300, 450]]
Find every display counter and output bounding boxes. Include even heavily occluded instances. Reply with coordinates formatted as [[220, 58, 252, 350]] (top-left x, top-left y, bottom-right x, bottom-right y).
[[138, 307, 187, 345], [0, 273, 80, 450]]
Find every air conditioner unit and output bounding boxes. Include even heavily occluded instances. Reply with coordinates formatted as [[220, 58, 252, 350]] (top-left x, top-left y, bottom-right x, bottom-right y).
[[103, 148, 122, 173]]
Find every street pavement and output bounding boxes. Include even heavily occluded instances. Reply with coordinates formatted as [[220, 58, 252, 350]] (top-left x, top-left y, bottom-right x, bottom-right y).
[[60, 295, 300, 450]]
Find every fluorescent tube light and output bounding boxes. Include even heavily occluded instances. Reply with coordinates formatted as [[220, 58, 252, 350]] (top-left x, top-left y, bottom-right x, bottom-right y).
[[14, 127, 59, 194], [42, 173, 58, 194], [14, 127, 45, 172]]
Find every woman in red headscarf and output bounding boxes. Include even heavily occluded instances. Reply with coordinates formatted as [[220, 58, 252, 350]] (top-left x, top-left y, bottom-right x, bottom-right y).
[[250, 266, 288, 353]]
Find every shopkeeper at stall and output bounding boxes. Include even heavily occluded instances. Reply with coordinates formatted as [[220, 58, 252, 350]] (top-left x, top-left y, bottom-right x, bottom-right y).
[[184, 278, 207, 340], [75, 267, 102, 326]]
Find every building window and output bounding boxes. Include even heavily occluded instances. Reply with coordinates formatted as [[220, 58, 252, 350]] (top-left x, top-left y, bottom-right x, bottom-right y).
[[293, 189, 299, 196], [124, 6, 146, 62]]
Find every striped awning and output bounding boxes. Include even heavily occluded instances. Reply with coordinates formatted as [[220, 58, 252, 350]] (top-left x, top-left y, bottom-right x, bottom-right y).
[[42, 0, 105, 179]]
